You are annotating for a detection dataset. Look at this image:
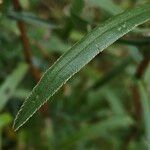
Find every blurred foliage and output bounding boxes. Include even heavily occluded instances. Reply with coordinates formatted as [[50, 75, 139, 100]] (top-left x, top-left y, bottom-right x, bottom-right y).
[[0, 0, 150, 150]]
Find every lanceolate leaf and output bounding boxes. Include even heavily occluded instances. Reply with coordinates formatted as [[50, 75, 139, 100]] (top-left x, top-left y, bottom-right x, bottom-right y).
[[13, 4, 150, 131], [0, 63, 28, 111]]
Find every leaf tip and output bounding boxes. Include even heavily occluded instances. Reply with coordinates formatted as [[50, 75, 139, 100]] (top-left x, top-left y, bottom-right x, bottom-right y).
[[13, 116, 22, 131]]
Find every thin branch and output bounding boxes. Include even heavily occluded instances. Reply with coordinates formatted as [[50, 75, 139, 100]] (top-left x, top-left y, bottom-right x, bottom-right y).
[[135, 57, 150, 79], [131, 84, 142, 121], [12, 0, 41, 82], [12, 0, 49, 117]]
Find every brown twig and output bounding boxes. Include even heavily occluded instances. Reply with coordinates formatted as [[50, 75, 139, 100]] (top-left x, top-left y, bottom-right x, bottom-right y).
[[132, 84, 142, 121], [12, 0, 49, 117], [122, 84, 141, 150], [135, 57, 150, 79], [12, 0, 41, 82], [133, 54, 150, 121]]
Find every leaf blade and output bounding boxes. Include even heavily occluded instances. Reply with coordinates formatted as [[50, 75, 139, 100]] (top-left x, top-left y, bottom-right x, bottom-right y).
[[7, 11, 59, 29], [0, 63, 28, 111], [13, 4, 150, 131]]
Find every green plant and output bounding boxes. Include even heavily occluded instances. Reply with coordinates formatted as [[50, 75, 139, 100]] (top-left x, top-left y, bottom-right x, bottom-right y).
[[0, 0, 150, 149], [13, 3, 150, 131]]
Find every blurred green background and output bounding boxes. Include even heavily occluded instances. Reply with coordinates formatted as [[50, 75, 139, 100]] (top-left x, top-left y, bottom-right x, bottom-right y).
[[0, 0, 150, 149]]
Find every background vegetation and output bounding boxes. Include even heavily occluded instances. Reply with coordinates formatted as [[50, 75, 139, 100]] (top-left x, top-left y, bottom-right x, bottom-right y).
[[0, 0, 150, 149]]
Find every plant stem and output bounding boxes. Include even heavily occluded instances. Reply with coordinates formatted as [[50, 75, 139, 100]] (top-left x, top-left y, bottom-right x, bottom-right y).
[[12, 0, 49, 117], [12, 0, 41, 82], [135, 57, 150, 79], [123, 54, 149, 149]]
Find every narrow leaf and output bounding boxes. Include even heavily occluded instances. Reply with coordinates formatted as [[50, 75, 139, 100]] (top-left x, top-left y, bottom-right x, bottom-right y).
[[0, 63, 28, 111], [7, 11, 59, 29], [13, 4, 150, 131]]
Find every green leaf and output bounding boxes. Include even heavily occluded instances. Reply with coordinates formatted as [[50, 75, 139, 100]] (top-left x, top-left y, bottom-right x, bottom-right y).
[[86, 0, 123, 15], [7, 11, 59, 29], [0, 63, 28, 111], [13, 89, 30, 99], [13, 4, 150, 131]]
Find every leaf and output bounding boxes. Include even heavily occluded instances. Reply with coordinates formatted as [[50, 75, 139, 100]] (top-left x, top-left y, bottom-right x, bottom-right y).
[[86, 0, 123, 15], [13, 4, 150, 131], [0, 63, 28, 111], [13, 89, 30, 99], [7, 11, 59, 29], [138, 82, 150, 150]]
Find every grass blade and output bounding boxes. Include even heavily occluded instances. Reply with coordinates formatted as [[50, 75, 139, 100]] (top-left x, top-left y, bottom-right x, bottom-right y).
[[13, 89, 30, 99], [0, 63, 28, 111], [13, 4, 150, 131], [8, 11, 59, 29]]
